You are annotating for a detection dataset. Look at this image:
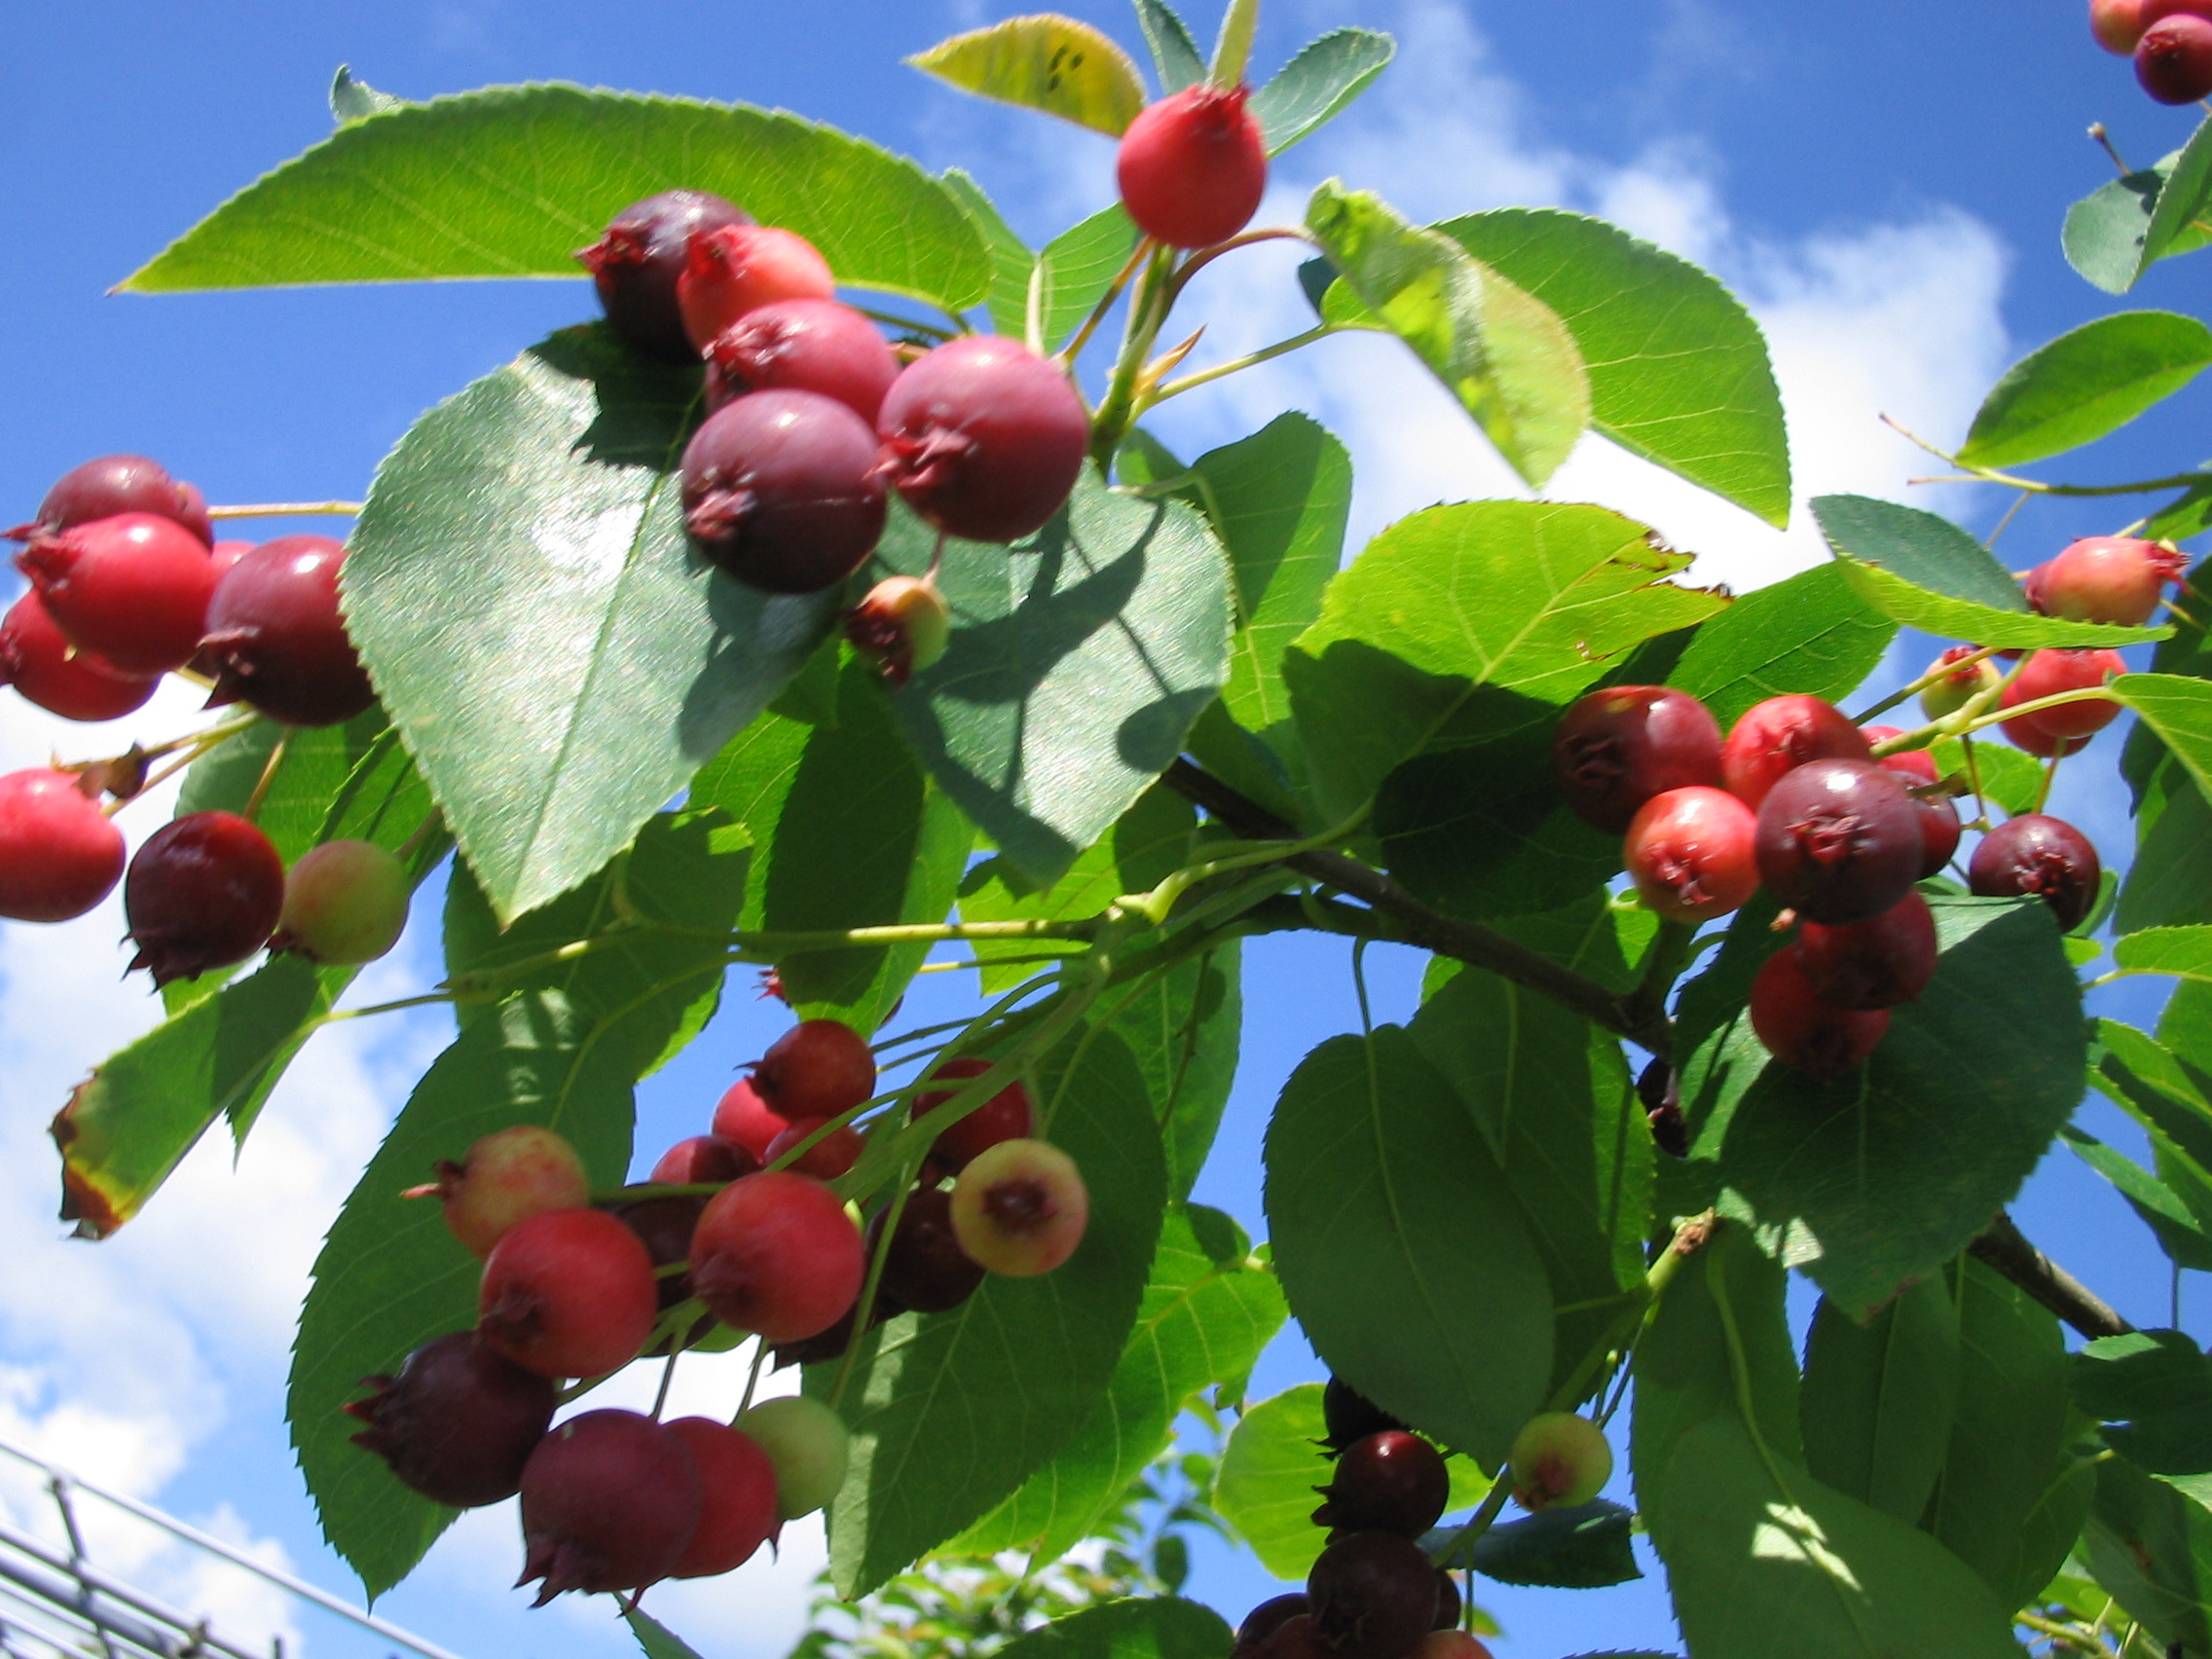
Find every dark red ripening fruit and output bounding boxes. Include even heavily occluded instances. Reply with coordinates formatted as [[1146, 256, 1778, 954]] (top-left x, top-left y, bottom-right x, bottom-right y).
[[2000, 648, 2125, 742], [874, 1186, 986, 1314], [273, 839, 410, 965], [1308, 1530, 1440, 1659], [712, 1077, 788, 1161], [1234, 1595, 1310, 1659], [1999, 709, 2088, 759], [650, 1134, 756, 1186], [950, 1138, 1089, 1276], [1414, 1633, 1493, 1659], [1969, 814, 2103, 931], [1750, 948, 1891, 1080], [665, 1417, 780, 1578], [1116, 84, 1269, 248], [690, 1170, 866, 1343], [346, 1331, 557, 1507], [1637, 1058, 1689, 1158], [7, 454, 213, 545], [606, 1194, 709, 1315], [576, 190, 754, 362], [1862, 726, 1936, 786], [677, 226, 838, 352], [1254, 1615, 1337, 1659], [123, 811, 284, 984], [764, 1115, 865, 1179], [911, 1055, 1035, 1177], [2139, 13, 2212, 102], [753, 1017, 877, 1121], [478, 1208, 659, 1379], [1753, 759, 1923, 926], [1721, 694, 1872, 810], [1623, 786, 1760, 922], [2037, 535, 2186, 626], [199, 535, 376, 727], [847, 574, 952, 687], [1795, 890, 1938, 1011], [1863, 726, 1962, 877], [1430, 1570, 1461, 1631], [680, 389, 887, 593], [17, 513, 217, 675], [410, 1125, 591, 1259], [0, 591, 157, 721], [1313, 1431, 1450, 1538], [517, 1410, 704, 1603], [703, 298, 897, 423], [876, 336, 1089, 544], [1551, 684, 1724, 833], [0, 769, 126, 922], [1323, 1378, 1410, 1454]]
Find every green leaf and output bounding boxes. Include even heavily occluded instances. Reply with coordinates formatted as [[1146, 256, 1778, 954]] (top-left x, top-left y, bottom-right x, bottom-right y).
[[1035, 206, 1141, 351], [2119, 676, 2212, 818], [1285, 500, 1726, 822], [1435, 1500, 1641, 1589], [2119, 926, 2212, 981], [1108, 944, 1242, 1203], [942, 168, 1035, 341], [990, 1599, 1234, 1659], [1660, 1418, 2024, 1659], [2146, 112, 2212, 272], [1813, 495, 2167, 648], [2065, 166, 2169, 295], [1679, 895, 2086, 1316], [689, 655, 971, 1034], [2076, 1329, 2212, 1477], [1248, 29, 1395, 157], [626, 1609, 709, 1659], [1133, 0, 1206, 93], [2099, 1016, 2212, 1177], [2064, 1124, 2212, 1271], [1923, 1257, 2079, 1608], [2084, 1456, 2212, 1653], [813, 1024, 1167, 1598], [1958, 312, 2212, 467], [1307, 181, 1590, 488], [876, 475, 1233, 888], [343, 326, 836, 923], [1930, 735, 2045, 820], [329, 65, 408, 125], [907, 16, 1147, 136], [1265, 1028, 1554, 1465], [125, 85, 990, 311], [1797, 1277, 1959, 1525], [1213, 1382, 1336, 1578], [1667, 564, 1894, 726], [954, 1204, 1284, 1557], [1407, 966, 1653, 1403], [1439, 209, 1791, 527]]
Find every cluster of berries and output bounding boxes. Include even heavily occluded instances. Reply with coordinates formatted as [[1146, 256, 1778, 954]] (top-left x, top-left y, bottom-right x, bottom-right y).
[[0, 455, 411, 980], [2093, 0, 2212, 103], [1554, 533, 2168, 1080], [350, 1015, 1089, 1605]]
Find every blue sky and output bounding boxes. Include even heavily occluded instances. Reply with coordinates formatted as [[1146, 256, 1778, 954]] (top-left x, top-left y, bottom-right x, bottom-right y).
[[0, 1, 2206, 1656]]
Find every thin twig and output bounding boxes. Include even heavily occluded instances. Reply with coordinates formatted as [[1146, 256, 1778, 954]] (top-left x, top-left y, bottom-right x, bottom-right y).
[[1969, 1212, 2133, 1339], [206, 501, 363, 518]]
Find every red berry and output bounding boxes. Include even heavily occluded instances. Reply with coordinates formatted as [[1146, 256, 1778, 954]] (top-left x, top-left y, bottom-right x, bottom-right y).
[[846, 574, 952, 687], [2097, 0, 2152, 51], [764, 1115, 865, 1179], [1721, 694, 1871, 809], [2001, 648, 2125, 742], [517, 1410, 703, 1602], [677, 226, 837, 353], [606, 1195, 710, 1319], [664, 1418, 780, 1578], [1969, 814, 2103, 931], [7, 454, 212, 545], [413, 1124, 591, 1259], [704, 298, 900, 424], [123, 810, 284, 984], [1308, 1530, 1438, 1659], [1313, 1431, 1450, 1538], [1622, 785, 1759, 922], [2040, 536, 2186, 626], [1235, 1596, 1312, 1659], [650, 1134, 756, 1186], [949, 1138, 1089, 1276], [479, 1208, 659, 1379], [199, 535, 376, 727], [2139, 13, 2212, 100], [1552, 684, 1723, 833], [690, 1170, 866, 1343], [712, 1077, 787, 1161], [1999, 711, 2088, 758], [0, 769, 125, 922], [1116, 84, 1269, 248], [873, 1186, 986, 1314], [1430, 1572, 1462, 1631], [753, 1017, 877, 1120], [911, 1055, 1035, 1176], [1795, 890, 1938, 1011], [680, 389, 887, 592], [576, 190, 754, 362], [1750, 948, 1891, 1079], [273, 838, 410, 965], [1752, 759, 1923, 926], [1862, 726, 1936, 785], [876, 336, 1088, 544], [0, 591, 157, 721], [17, 513, 218, 675], [345, 1331, 557, 1508], [1863, 727, 1961, 876]]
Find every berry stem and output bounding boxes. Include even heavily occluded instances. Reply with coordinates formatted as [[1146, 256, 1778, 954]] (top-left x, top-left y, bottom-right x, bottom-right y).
[[205, 501, 364, 518], [1058, 238, 1159, 366], [240, 726, 291, 823], [1850, 645, 2002, 724], [1160, 226, 1323, 312], [1088, 243, 1180, 468], [829, 1177, 918, 1412], [735, 1341, 769, 1420], [649, 1351, 679, 1420], [1886, 415, 2212, 499], [1144, 323, 1340, 405]]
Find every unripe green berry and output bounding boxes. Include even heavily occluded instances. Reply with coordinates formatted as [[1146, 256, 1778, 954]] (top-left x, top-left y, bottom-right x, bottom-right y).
[[949, 1137, 1089, 1276], [735, 1394, 851, 1520], [1507, 1412, 1612, 1511], [845, 575, 951, 687], [275, 839, 411, 965], [1918, 647, 1999, 722]]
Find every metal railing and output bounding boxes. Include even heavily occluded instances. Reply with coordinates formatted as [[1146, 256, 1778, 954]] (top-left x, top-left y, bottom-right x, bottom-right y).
[[0, 1435, 468, 1659]]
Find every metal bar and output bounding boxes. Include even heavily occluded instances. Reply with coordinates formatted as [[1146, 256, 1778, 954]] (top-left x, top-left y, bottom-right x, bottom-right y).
[[51, 1475, 121, 1659], [0, 1553, 200, 1657], [0, 1520, 267, 1659]]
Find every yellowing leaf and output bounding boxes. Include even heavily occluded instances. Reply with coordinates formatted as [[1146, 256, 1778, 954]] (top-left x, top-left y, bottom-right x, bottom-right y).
[[908, 15, 1148, 137]]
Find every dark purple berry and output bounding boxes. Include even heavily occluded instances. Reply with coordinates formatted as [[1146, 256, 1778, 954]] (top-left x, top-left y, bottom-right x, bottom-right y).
[[575, 190, 753, 362], [2139, 13, 2212, 101], [1431, 1570, 1461, 1631], [517, 1410, 703, 1602], [345, 1331, 557, 1507], [1752, 759, 1923, 925], [1968, 814, 2102, 931], [704, 298, 898, 424], [607, 1194, 709, 1311], [1552, 685, 1723, 833], [1309, 1530, 1440, 1659], [680, 389, 887, 593], [8, 454, 213, 545], [874, 1186, 985, 1314], [1313, 1430, 1450, 1537], [199, 535, 376, 727], [876, 337, 1088, 544], [1234, 1596, 1310, 1659], [124, 810, 285, 984]]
